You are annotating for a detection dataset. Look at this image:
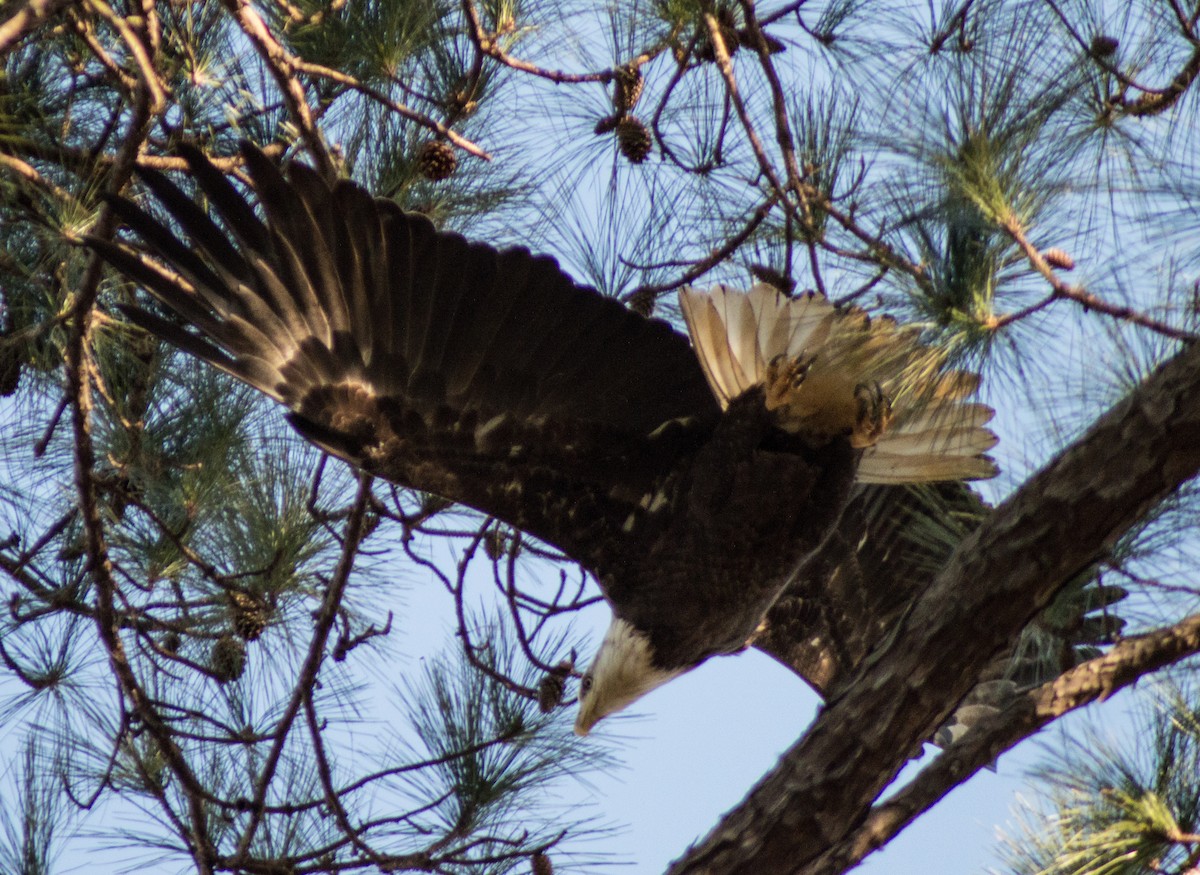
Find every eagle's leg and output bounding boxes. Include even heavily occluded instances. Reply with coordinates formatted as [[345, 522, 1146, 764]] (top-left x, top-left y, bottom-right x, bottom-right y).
[[850, 381, 893, 449]]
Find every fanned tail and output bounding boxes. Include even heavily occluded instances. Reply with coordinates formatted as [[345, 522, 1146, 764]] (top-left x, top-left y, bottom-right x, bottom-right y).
[[678, 284, 998, 483]]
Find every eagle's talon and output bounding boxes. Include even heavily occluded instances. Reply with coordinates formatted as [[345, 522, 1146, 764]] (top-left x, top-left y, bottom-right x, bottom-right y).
[[850, 381, 892, 448], [765, 352, 816, 411]]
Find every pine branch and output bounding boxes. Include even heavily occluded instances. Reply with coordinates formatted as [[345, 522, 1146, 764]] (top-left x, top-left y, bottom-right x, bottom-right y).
[[219, 0, 330, 175], [63, 73, 222, 873], [999, 213, 1195, 341], [227, 473, 372, 867]]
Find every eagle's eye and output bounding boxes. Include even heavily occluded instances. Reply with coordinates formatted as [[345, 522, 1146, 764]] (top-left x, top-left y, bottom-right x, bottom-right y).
[[580, 674, 593, 696]]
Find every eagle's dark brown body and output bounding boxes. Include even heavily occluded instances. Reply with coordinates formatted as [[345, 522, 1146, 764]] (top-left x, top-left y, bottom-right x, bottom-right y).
[[597, 390, 857, 669], [89, 144, 1017, 735]]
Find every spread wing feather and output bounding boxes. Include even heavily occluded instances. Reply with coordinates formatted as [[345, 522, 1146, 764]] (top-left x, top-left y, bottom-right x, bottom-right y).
[[90, 143, 719, 562]]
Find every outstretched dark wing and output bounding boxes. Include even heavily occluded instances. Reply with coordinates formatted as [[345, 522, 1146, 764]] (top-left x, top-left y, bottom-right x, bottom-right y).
[[89, 144, 719, 565]]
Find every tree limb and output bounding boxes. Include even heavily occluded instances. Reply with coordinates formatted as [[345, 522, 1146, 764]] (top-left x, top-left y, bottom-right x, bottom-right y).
[[806, 609, 1200, 875]]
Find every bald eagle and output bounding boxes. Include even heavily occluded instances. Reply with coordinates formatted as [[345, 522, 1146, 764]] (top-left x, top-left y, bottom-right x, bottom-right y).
[[89, 144, 997, 736]]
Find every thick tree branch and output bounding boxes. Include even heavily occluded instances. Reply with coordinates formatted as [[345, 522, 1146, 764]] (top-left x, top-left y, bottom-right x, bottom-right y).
[[669, 335, 1200, 873], [806, 609, 1200, 875], [66, 75, 226, 872]]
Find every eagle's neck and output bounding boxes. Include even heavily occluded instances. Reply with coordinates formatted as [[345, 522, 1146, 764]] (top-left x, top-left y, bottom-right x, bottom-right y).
[[574, 616, 683, 735]]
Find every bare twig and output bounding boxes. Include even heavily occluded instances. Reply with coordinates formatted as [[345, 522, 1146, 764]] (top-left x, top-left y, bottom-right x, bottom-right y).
[[83, 0, 168, 113], [703, 12, 791, 211], [622, 194, 779, 302], [220, 0, 331, 174], [289, 57, 492, 160], [460, 0, 652, 86], [1002, 214, 1195, 340], [1045, 0, 1200, 118], [0, 0, 75, 56]]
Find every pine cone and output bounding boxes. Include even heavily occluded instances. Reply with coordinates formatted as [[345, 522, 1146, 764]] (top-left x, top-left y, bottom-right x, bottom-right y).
[[738, 27, 785, 54], [750, 264, 797, 293], [210, 635, 247, 683], [160, 631, 181, 654], [537, 674, 565, 714], [697, 8, 741, 61], [445, 80, 479, 118], [594, 114, 620, 135], [1090, 35, 1119, 57], [1043, 247, 1075, 270], [613, 64, 644, 114], [627, 287, 656, 317], [229, 590, 270, 641], [417, 140, 457, 181], [616, 117, 652, 164], [105, 472, 136, 520], [484, 526, 507, 561], [537, 659, 573, 714], [531, 851, 553, 875]]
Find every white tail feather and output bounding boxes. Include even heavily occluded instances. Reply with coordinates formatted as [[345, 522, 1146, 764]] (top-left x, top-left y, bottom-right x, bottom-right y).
[[678, 284, 998, 483]]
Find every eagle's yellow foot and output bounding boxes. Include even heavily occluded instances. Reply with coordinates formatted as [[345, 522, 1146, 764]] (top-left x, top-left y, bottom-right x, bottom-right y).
[[764, 352, 816, 413], [850, 382, 892, 448]]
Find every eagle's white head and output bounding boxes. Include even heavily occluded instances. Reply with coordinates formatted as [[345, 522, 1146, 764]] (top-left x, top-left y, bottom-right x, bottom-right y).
[[574, 616, 684, 735]]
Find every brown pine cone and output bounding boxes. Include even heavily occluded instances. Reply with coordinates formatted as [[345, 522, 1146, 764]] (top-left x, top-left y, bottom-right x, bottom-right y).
[[417, 140, 457, 181], [616, 117, 652, 164]]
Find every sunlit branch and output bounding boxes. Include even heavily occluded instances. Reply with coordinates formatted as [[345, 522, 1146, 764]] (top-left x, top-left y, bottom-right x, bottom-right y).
[[1001, 214, 1195, 340], [289, 57, 492, 160], [702, 12, 792, 214], [220, 0, 330, 174], [0, 0, 75, 56]]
